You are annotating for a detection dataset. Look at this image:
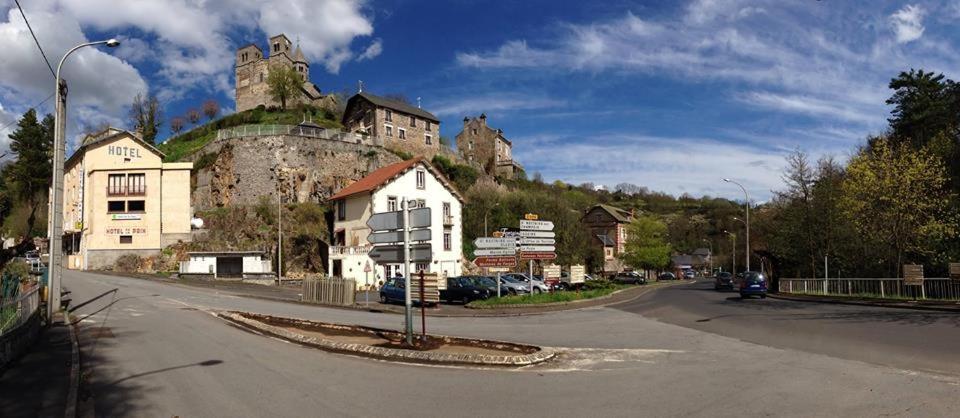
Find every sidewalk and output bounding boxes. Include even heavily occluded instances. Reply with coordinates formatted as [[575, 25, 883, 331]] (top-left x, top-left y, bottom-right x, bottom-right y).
[[0, 312, 74, 418], [770, 292, 960, 313]]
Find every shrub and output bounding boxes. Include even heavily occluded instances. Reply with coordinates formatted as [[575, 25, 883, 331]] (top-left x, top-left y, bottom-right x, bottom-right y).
[[193, 151, 218, 171], [114, 254, 143, 273], [1, 261, 30, 280]]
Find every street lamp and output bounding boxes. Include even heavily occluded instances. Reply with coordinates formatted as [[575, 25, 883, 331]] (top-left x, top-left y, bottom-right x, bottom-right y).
[[49, 38, 120, 319], [701, 238, 713, 274], [723, 230, 736, 274], [484, 201, 500, 236], [723, 178, 750, 272]]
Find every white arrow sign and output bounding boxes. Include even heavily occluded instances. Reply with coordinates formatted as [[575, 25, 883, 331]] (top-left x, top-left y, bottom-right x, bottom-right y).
[[473, 237, 518, 248], [520, 238, 555, 245], [474, 248, 518, 256], [520, 245, 555, 252], [520, 220, 554, 231], [520, 230, 555, 238]]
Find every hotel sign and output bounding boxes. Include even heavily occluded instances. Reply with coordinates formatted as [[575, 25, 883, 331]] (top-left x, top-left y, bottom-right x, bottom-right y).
[[106, 227, 147, 235], [108, 145, 144, 159], [111, 214, 142, 220]]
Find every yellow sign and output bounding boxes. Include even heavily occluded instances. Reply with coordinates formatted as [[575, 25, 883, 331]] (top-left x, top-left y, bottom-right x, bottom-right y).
[[524, 213, 539, 220], [492, 231, 504, 238]]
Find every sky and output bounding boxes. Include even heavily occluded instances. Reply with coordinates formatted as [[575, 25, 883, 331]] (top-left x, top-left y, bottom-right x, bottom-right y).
[[2, 0, 960, 201]]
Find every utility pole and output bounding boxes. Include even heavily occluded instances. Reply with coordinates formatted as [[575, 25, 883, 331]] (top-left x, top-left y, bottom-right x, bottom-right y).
[[402, 198, 413, 345]]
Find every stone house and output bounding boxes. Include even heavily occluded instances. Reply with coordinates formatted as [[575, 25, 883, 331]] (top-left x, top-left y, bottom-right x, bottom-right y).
[[327, 157, 463, 289], [581, 204, 635, 274], [341, 92, 441, 158], [234, 33, 329, 112], [456, 114, 524, 178]]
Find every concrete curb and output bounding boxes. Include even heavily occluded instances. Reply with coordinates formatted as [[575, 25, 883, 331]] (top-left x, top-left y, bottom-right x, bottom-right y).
[[63, 311, 79, 418], [217, 311, 556, 367], [768, 293, 960, 313], [465, 283, 677, 310]]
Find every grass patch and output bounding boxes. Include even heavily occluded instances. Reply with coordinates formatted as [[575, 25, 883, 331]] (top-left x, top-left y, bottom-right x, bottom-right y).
[[468, 285, 630, 307]]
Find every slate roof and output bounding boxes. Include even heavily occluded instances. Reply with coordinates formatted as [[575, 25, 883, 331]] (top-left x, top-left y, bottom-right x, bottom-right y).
[[595, 204, 634, 223], [66, 127, 165, 168], [350, 92, 439, 123]]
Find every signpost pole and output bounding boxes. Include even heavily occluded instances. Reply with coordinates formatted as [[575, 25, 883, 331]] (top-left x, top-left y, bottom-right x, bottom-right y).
[[528, 259, 534, 294], [497, 271, 501, 298], [419, 269, 426, 342], [365, 270, 370, 308], [403, 198, 413, 346]]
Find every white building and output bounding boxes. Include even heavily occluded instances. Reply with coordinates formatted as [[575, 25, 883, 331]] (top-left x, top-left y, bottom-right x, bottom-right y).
[[328, 157, 464, 289], [179, 251, 273, 279]]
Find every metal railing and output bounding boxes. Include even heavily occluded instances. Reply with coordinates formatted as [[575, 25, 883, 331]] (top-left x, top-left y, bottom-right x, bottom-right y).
[[779, 278, 960, 301], [301, 277, 356, 306], [328, 245, 372, 256], [217, 124, 384, 147], [0, 286, 40, 336]]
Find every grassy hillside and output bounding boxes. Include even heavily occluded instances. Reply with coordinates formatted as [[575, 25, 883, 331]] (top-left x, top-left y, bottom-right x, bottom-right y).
[[158, 105, 342, 162]]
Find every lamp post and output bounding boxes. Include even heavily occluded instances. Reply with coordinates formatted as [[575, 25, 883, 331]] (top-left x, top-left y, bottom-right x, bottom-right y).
[[701, 238, 713, 275], [483, 202, 500, 236], [724, 178, 750, 271], [723, 230, 736, 274], [49, 39, 120, 319]]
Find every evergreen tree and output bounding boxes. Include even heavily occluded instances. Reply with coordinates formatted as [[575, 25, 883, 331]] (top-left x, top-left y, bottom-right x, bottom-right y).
[[4, 109, 54, 236]]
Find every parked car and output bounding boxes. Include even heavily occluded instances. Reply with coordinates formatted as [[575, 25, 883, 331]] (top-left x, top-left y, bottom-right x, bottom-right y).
[[611, 271, 646, 285], [492, 274, 528, 295], [439, 276, 501, 304], [502, 273, 550, 293], [379, 277, 407, 304], [658, 272, 677, 281], [739, 271, 768, 299], [682, 270, 696, 280], [714, 272, 735, 290]]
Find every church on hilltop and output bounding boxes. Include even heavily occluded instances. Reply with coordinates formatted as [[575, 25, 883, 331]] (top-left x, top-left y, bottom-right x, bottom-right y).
[[234, 34, 332, 112]]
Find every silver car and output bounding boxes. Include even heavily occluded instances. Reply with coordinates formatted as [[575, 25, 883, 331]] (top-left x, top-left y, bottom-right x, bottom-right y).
[[491, 275, 529, 295], [502, 273, 550, 293]]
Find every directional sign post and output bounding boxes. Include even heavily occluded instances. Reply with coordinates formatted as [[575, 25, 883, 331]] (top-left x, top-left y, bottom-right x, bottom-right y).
[[473, 235, 518, 298], [520, 215, 556, 292]]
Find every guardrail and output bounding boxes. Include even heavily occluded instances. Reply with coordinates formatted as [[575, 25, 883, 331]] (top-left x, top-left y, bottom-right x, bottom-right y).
[[0, 286, 40, 336], [216, 124, 384, 147], [301, 277, 356, 306], [779, 278, 960, 301]]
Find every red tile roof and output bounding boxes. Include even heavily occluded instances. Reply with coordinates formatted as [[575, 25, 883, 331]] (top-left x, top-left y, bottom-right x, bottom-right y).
[[329, 157, 424, 201]]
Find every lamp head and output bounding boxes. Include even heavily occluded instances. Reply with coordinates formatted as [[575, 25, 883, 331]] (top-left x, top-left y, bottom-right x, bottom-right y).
[[105, 39, 120, 48], [723, 178, 731, 182]]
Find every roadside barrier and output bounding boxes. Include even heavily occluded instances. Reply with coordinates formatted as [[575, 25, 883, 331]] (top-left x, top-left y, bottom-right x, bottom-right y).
[[301, 277, 356, 306], [778, 278, 960, 301]]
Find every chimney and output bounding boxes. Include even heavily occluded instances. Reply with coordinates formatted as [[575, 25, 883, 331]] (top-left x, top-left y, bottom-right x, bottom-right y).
[[479, 113, 487, 126], [463, 116, 469, 127]]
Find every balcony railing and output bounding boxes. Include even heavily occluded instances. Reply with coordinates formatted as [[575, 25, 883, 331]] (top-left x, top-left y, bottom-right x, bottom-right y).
[[328, 245, 372, 256], [106, 185, 146, 196]]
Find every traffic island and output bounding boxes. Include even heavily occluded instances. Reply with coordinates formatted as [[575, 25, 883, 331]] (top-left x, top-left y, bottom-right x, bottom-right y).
[[216, 311, 556, 367]]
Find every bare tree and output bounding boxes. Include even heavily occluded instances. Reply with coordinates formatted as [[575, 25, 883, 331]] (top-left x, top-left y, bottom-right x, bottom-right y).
[[129, 93, 164, 144], [170, 116, 185, 135], [202, 99, 220, 121], [186, 108, 201, 125]]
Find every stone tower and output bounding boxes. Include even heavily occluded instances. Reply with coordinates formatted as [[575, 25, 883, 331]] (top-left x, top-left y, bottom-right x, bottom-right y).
[[235, 33, 327, 112]]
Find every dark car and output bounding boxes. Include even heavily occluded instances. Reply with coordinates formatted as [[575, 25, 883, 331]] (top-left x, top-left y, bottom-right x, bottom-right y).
[[379, 277, 407, 304], [739, 271, 768, 299], [612, 271, 646, 285], [658, 272, 677, 281], [440, 276, 496, 304], [714, 272, 734, 290]]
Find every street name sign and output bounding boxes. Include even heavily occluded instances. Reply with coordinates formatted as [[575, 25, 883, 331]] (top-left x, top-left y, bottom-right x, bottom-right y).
[[520, 238, 555, 245], [366, 207, 431, 231], [520, 220, 554, 231], [368, 228, 431, 244], [474, 256, 518, 268], [520, 230, 555, 238], [473, 237, 518, 248], [903, 264, 924, 286], [368, 243, 432, 263], [474, 248, 519, 257], [520, 245, 556, 252], [520, 252, 557, 260]]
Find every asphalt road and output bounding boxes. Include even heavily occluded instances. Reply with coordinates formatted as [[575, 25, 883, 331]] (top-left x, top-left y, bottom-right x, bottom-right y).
[[63, 271, 960, 417], [616, 279, 960, 376]]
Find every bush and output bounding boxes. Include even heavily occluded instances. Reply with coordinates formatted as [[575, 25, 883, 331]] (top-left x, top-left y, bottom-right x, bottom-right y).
[[114, 254, 143, 273], [583, 279, 617, 291], [1, 261, 30, 280]]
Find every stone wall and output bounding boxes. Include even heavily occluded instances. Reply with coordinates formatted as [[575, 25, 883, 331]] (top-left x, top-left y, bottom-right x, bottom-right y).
[[87, 249, 161, 270], [191, 134, 403, 210]]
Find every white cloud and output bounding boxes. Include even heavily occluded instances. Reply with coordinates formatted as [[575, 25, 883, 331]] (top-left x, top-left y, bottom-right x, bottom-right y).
[[737, 92, 877, 124], [432, 94, 566, 117], [258, 0, 374, 73], [357, 38, 382, 61], [889, 4, 925, 44]]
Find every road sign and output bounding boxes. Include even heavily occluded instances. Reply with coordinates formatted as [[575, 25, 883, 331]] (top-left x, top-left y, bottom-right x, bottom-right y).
[[543, 264, 561, 279], [474, 256, 518, 268], [368, 228, 431, 244], [903, 264, 924, 286], [520, 230, 555, 238], [474, 248, 518, 257], [410, 273, 440, 303], [524, 213, 539, 220], [363, 261, 372, 273], [520, 238, 555, 245], [568, 265, 585, 284], [366, 207, 432, 231], [473, 237, 518, 248], [950, 263, 960, 281], [520, 245, 555, 252], [520, 220, 554, 231], [368, 243, 432, 263], [488, 267, 510, 273], [520, 252, 557, 260]]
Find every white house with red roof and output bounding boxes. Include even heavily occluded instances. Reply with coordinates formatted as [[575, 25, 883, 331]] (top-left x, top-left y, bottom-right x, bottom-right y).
[[327, 157, 464, 288]]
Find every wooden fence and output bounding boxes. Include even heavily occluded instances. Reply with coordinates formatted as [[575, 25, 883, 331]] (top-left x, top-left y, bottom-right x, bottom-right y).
[[301, 278, 356, 306]]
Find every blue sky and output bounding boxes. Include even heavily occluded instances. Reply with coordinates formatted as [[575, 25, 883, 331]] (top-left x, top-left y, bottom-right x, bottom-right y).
[[2, 0, 960, 201]]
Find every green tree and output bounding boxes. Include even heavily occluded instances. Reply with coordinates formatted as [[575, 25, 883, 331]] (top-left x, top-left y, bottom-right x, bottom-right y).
[[3, 109, 53, 236], [841, 138, 958, 277], [267, 65, 304, 111], [620, 215, 672, 271], [885, 69, 956, 149], [129, 93, 164, 144]]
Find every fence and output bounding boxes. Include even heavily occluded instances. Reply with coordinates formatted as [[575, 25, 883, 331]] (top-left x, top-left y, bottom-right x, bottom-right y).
[[301, 277, 356, 306], [0, 286, 40, 336], [217, 124, 384, 147], [779, 278, 960, 301]]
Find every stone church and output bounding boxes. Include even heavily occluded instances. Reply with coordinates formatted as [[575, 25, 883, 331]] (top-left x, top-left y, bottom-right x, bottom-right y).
[[234, 34, 332, 112]]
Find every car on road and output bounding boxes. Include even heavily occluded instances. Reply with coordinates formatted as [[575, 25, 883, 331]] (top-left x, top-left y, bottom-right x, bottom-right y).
[[658, 272, 677, 281], [714, 272, 735, 290], [739, 271, 768, 299], [682, 270, 696, 280], [611, 271, 646, 285], [502, 273, 550, 293]]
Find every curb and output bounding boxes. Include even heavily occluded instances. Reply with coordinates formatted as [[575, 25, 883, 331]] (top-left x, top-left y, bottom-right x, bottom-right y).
[[63, 310, 79, 418], [465, 283, 671, 310], [768, 293, 960, 313], [217, 311, 556, 367]]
